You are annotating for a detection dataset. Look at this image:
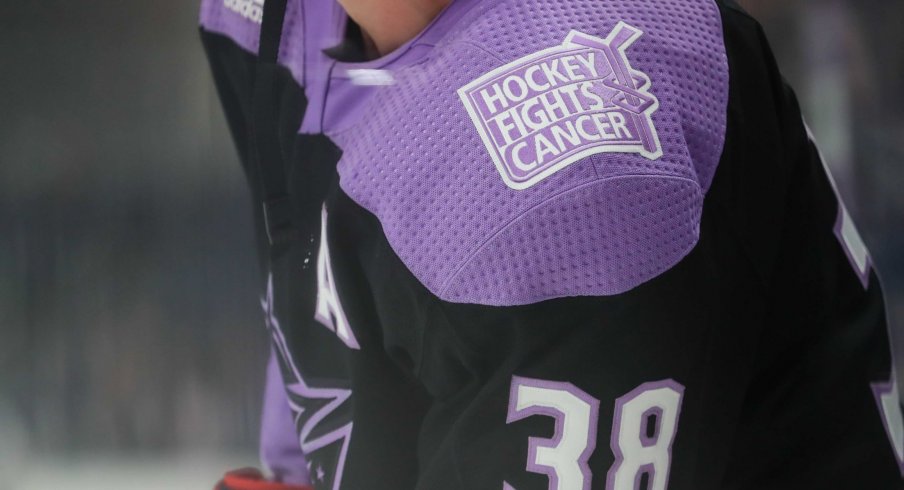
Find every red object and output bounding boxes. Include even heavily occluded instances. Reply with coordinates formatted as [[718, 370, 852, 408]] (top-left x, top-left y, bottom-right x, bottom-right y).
[[215, 468, 314, 490]]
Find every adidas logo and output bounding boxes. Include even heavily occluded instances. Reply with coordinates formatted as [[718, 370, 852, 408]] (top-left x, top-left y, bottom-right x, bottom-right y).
[[223, 0, 264, 24]]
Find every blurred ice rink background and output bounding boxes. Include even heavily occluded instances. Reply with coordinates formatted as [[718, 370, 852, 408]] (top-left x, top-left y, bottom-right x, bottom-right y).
[[0, 0, 902, 488]]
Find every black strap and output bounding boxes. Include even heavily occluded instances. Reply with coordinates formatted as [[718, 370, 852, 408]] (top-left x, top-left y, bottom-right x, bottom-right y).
[[252, 0, 295, 247], [259, 0, 288, 63]]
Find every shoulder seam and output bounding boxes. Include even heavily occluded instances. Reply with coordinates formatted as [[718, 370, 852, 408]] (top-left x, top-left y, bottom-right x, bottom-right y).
[[438, 173, 702, 298], [448, 39, 506, 65]]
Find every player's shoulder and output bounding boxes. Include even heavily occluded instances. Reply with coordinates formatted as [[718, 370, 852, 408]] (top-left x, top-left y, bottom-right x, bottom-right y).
[[199, 0, 267, 54], [199, 0, 309, 77], [336, 0, 734, 306]]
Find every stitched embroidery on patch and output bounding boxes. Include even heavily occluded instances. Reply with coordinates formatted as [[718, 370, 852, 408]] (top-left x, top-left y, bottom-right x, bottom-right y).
[[458, 22, 662, 190]]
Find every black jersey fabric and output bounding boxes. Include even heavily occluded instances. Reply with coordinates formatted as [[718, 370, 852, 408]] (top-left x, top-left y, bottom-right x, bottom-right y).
[[200, 1, 903, 488]]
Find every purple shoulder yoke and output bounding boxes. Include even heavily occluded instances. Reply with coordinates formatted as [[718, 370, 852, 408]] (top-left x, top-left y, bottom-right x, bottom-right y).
[[335, 0, 729, 306]]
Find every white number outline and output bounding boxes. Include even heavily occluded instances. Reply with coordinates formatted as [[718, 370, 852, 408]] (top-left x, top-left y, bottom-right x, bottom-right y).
[[505, 377, 686, 490], [505, 376, 601, 490], [606, 380, 685, 490]]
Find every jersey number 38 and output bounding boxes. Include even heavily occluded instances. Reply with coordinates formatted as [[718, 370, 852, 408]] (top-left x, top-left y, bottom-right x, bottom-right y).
[[504, 377, 685, 490]]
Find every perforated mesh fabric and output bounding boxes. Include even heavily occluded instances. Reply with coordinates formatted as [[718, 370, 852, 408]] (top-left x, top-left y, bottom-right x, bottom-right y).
[[444, 177, 703, 304], [335, 0, 730, 306], [468, 0, 728, 189], [335, 0, 728, 306], [333, 42, 598, 294]]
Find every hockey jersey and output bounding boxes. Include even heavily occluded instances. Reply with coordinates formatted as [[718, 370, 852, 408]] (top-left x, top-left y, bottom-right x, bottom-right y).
[[200, 0, 904, 488]]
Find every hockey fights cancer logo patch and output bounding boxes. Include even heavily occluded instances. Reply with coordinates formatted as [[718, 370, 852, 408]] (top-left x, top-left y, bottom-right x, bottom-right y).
[[459, 22, 662, 190]]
